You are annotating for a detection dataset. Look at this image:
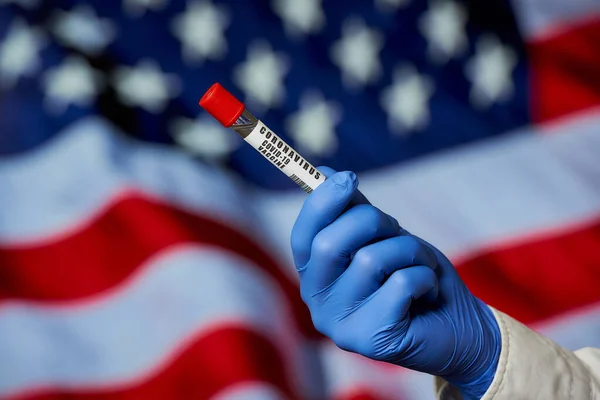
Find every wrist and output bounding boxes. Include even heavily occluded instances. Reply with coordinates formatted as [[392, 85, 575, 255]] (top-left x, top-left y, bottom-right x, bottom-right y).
[[448, 300, 501, 399]]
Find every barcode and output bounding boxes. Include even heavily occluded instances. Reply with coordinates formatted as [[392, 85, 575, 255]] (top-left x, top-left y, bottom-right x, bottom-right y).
[[290, 174, 313, 193]]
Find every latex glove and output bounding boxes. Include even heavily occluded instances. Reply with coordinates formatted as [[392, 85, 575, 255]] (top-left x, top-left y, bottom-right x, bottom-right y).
[[291, 169, 501, 399]]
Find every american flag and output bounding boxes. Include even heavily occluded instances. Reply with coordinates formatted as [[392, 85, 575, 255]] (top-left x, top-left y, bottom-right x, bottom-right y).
[[1, 0, 599, 398]]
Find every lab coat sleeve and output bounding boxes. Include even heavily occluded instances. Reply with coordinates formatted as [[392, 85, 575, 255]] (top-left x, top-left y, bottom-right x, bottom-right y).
[[434, 307, 600, 400]]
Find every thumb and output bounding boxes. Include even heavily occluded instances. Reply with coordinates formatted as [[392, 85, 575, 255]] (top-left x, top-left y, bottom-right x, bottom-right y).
[[317, 166, 370, 206]]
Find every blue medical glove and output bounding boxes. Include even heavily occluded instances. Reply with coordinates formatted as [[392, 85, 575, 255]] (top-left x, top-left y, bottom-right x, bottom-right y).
[[291, 169, 501, 399]]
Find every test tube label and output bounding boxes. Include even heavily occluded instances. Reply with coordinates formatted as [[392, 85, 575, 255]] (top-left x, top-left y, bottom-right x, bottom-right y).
[[244, 120, 326, 193]]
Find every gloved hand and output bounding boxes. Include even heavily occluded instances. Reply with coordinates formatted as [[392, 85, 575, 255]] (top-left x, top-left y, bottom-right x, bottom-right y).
[[291, 168, 501, 399]]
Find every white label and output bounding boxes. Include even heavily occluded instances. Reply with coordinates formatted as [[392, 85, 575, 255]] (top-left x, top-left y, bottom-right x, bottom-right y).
[[244, 120, 326, 193]]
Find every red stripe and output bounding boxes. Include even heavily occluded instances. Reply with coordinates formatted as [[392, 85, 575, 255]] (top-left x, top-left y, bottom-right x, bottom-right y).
[[0, 195, 317, 337], [9, 325, 296, 400], [4, 193, 599, 335], [457, 215, 600, 324], [529, 17, 600, 123]]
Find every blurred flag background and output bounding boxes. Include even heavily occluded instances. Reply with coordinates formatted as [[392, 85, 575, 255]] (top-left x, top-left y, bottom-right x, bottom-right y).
[[1, 0, 599, 399]]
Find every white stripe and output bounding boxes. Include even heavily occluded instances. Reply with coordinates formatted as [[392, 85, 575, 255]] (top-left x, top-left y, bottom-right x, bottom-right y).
[[397, 373, 437, 400], [511, 0, 600, 40], [0, 117, 251, 244], [320, 341, 407, 399], [536, 302, 600, 351], [211, 382, 289, 400], [255, 111, 600, 263], [0, 246, 299, 397], [6, 113, 600, 262]]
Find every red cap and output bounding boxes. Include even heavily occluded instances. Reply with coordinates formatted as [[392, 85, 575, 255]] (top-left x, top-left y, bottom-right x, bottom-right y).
[[199, 83, 245, 127]]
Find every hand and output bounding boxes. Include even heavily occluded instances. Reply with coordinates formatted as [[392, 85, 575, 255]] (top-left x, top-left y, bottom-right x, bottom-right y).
[[291, 168, 501, 399]]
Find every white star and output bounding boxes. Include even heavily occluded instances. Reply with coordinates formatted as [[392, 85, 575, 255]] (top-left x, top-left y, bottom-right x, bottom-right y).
[[42, 56, 104, 114], [419, 0, 468, 64], [50, 5, 117, 56], [233, 40, 289, 112], [112, 60, 181, 113], [0, 0, 40, 9], [286, 91, 341, 156], [380, 65, 435, 133], [330, 18, 384, 90], [0, 18, 46, 89], [171, 0, 229, 65], [170, 115, 240, 160], [465, 35, 517, 108], [271, 0, 325, 39], [123, 0, 168, 17], [375, 0, 410, 12]]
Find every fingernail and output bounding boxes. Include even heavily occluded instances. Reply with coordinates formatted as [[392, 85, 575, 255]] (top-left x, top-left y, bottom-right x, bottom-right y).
[[348, 171, 357, 183], [331, 171, 357, 187]]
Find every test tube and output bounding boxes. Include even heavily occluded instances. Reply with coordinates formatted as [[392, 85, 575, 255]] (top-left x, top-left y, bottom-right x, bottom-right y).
[[199, 83, 326, 193]]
